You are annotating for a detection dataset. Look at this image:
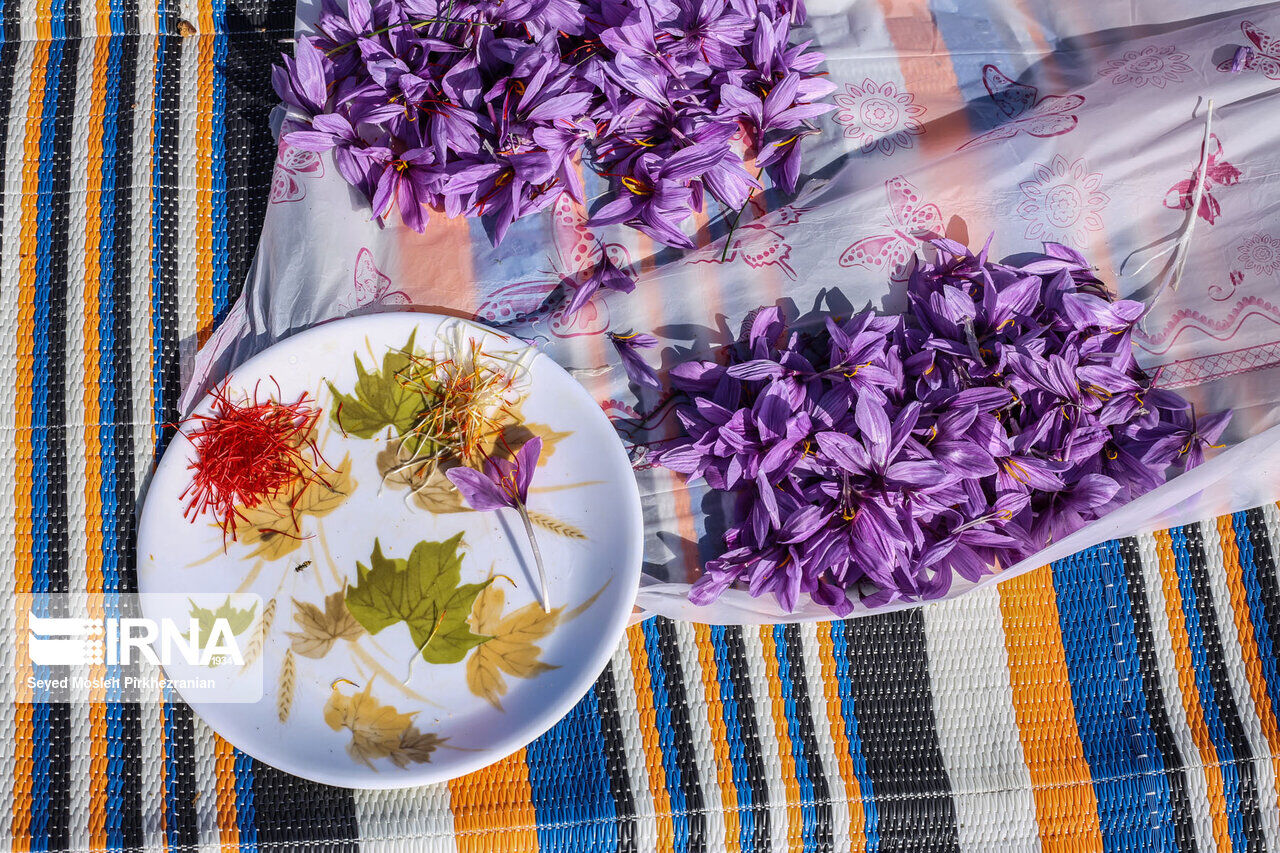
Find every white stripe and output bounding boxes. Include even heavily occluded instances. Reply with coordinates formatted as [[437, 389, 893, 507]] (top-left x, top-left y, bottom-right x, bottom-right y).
[[62, 29, 99, 852], [670, 619, 728, 849], [736, 626, 790, 853], [1261, 503, 1280, 578], [1136, 532, 1219, 852], [127, 32, 168, 851], [175, 40, 200, 389], [192, 718, 221, 851], [605, 640, 659, 849], [924, 589, 1041, 853], [1197, 520, 1280, 847], [794, 624, 853, 851], [354, 784, 458, 853], [0, 38, 35, 847]]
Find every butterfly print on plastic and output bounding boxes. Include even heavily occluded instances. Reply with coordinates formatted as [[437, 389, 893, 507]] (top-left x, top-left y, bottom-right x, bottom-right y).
[[337, 248, 410, 313], [958, 64, 1085, 151], [838, 177, 943, 282], [270, 145, 324, 204], [1209, 270, 1245, 302], [1217, 21, 1280, 78], [1163, 134, 1241, 225], [689, 202, 807, 279], [474, 194, 631, 338]]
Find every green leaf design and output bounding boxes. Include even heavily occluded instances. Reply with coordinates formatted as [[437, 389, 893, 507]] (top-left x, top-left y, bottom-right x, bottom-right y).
[[328, 330, 424, 439], [344, 533, 493, 664], [187, 596, 257, 648]]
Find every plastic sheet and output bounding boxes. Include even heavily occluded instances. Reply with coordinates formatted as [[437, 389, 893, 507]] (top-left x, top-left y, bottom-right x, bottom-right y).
[[188, 0, 1280, 623]]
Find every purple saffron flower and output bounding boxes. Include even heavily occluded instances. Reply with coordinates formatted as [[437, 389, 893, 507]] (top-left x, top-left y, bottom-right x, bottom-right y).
[[564, 251, 636, 318], [370, 148, 438, 232], [609, 332, 661, 389], [446, 438, 552, 611]]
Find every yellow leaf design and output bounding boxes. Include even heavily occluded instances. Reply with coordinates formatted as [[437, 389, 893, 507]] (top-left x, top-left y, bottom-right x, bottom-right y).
[[286, 591, 364, 658], [323, 683, 443, 769], [466, 585, 561, 710], [233, 456, 355, 560]]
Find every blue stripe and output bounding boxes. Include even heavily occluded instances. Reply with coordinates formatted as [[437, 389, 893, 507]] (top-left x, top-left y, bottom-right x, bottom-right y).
[[234, 749, 256, 851], [708, 625, 760, 852], [1168, 526, 1249, 852], [98, 21, 130, 848], [525, 688, 619, 852], [828, 620, 878, 852], [210, 0, 229, 321], [29, 24, 69, 850], [1233, 512, 1280, 731], [641, 619, 692, 853], [1052, 544, 1178, 852], [771, 625, 819, 853]]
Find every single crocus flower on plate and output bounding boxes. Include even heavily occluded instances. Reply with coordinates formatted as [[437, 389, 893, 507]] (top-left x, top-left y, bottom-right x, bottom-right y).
[[446, 437, 551, 612]]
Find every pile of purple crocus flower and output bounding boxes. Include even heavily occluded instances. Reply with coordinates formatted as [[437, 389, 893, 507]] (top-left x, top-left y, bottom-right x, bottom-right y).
[[657, 240, 1231, 615], [274, 0, 834, 245]]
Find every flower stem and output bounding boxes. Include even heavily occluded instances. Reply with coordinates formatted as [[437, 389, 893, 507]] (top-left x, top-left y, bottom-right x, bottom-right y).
[[719, 191, 754, 262], [516, 501, 551, 613], [324, 17, 494, 56]]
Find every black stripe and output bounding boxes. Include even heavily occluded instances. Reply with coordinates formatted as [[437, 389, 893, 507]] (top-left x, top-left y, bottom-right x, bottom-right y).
[[1182, 523, 1266, 852], [251, 763, 359, 851], [780, 624, 834, 853], [111, 27, 145, 850], [154, 19, 182, 438], [1117, 537, 1198, 852], [721, 626, 771, 851], [38, 10, 80, 847], [652, 618, 708, 853], [1243, 508, 1280, 704], [841, 610, 960, 853], [165, 702, 201, 847], [593, 665, 638, 853], [219, 0, 296, 310]]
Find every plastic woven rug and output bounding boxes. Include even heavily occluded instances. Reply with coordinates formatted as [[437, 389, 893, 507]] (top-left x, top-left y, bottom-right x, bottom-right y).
[[2, 0, 1280, 850]]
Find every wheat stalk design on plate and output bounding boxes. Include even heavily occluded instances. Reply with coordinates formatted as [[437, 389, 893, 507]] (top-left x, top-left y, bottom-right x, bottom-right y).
[[525, 511, 586, 540], [241, 596, 277, 672], [278, 648, 296, 723]]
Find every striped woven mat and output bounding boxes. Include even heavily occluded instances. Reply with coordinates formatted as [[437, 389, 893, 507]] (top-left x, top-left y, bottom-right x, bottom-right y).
[[4, 0, 1280, 850]]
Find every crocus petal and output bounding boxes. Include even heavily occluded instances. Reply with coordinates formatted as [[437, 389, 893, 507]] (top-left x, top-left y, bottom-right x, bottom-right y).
[[446, 466, 513, 511]]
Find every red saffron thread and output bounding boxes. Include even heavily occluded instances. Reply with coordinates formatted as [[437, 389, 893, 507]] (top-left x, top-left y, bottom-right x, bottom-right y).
[[179, 382, 330, 545]]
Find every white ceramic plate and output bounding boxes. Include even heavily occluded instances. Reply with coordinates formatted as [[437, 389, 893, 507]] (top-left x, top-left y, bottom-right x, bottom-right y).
[[137, 313, 642, 787]]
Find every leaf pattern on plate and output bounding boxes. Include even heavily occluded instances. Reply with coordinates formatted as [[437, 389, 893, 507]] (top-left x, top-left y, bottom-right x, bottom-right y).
[[344, 534, 493, 665], [187, 595, 257, 650], [287, 590, 365, 658], [232, 455, 356, 561], [328, 330, 422, 440], [324, 682, 446, 769]]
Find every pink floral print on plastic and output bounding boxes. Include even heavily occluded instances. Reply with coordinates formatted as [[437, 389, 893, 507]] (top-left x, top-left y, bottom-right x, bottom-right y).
[[1017, 155, 1108, 248], [833, 80, 926, 155], [1100, 45, 1192, 88]]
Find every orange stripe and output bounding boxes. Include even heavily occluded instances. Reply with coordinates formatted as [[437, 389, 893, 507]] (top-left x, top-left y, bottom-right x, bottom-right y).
[[194, 33, 215, 344], [692, 622, 741, 853], [1150, 529, 1235, 850], [758, 626, 804, 852], [626, 624, 676, 852], [816, 622, 867, 852], [213, 735, 239, 849], [449, 750, 540, 853], [998, 567, 1103, 851], [398, 214, 478, 315], [1215, 517, 1280, 821], [874, 0, 969, 152], [11, 28, 54, 848], [81, 29, 110, 851]]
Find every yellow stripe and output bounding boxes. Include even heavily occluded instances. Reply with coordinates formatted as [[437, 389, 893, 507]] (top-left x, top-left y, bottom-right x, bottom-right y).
[[816, 622, 867, 852], [1152, 529, 1232, 851], [213, 735, 239, 849], [692, 622, 741, 853], [758, 626, 804, 852], [627, 624, 675, 852], [998, 567, 1103, 851], [449, 750, 540, 853], [194, 32, 214, 344]]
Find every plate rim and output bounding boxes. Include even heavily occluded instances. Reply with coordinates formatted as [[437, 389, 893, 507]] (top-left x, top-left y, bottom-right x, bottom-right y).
[[137, 312, 643, 789]]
